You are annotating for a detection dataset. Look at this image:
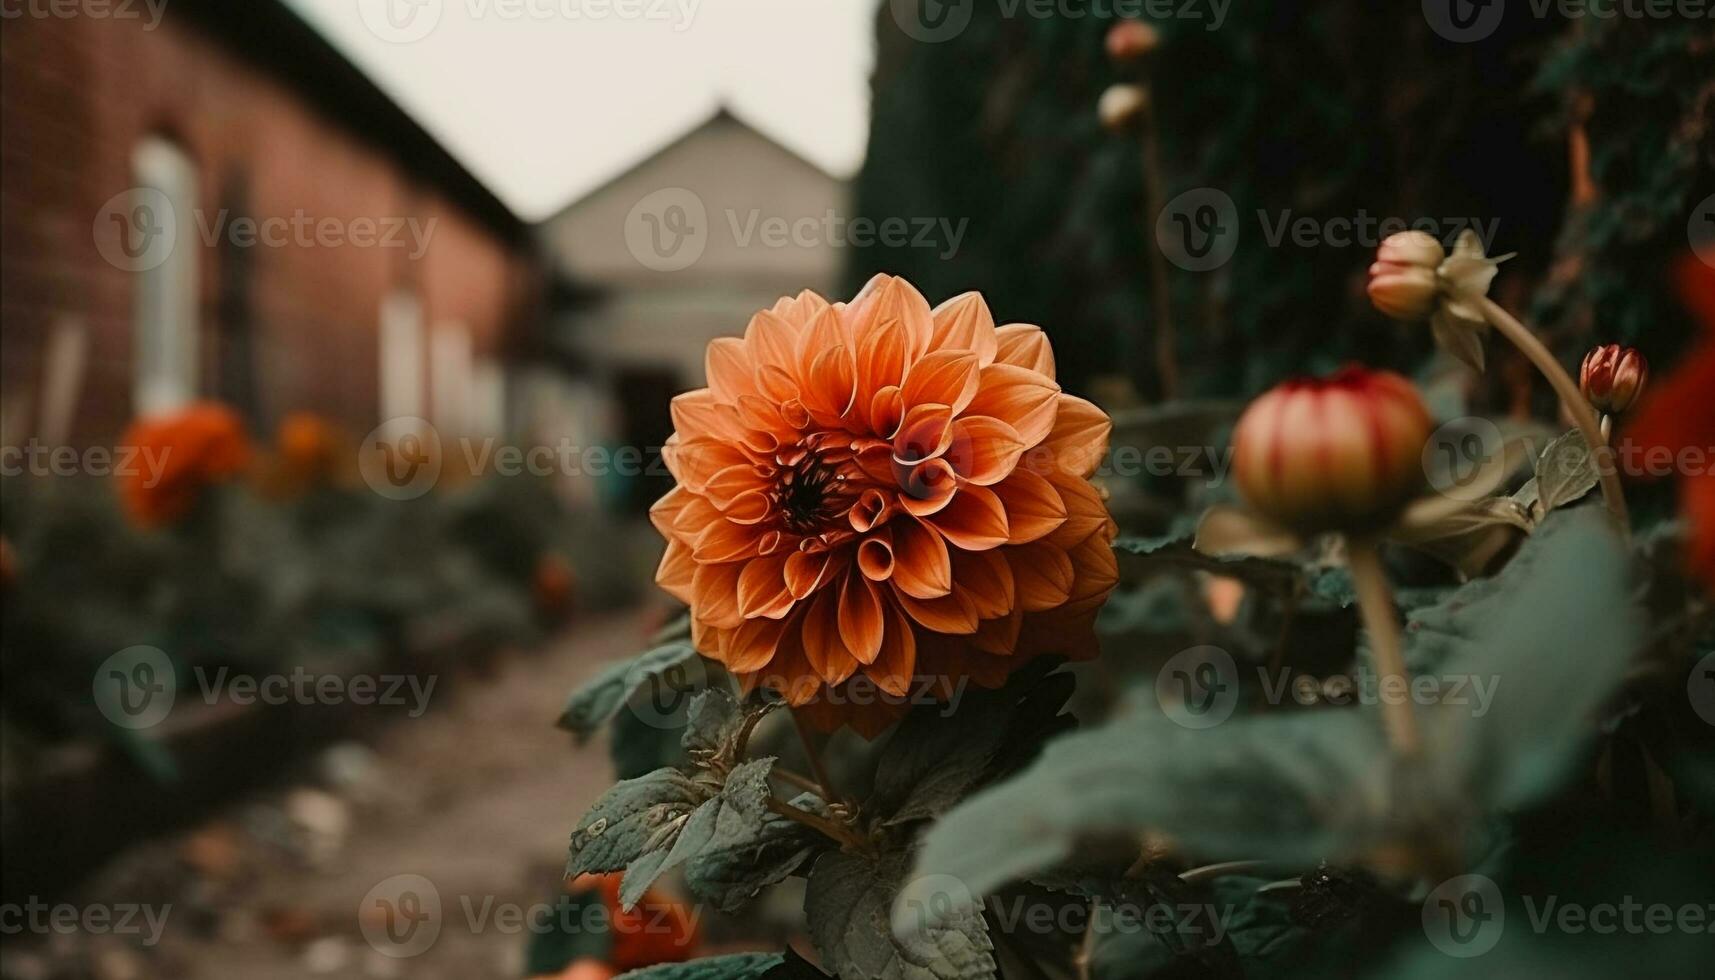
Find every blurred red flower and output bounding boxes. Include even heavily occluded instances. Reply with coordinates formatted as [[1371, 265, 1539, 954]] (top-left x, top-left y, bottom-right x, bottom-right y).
[[1626, 255, 1715, 592]]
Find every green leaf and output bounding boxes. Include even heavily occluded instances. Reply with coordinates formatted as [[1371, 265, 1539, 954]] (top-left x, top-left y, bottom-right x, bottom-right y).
[[682, 687, 744, 757], [869, 661, 1075, 826], [558, 642, 703, 740], [1407, 508, 1641, 810], [808, 850, 995, 980], [616, 953, 785, 980], [568, 767, 710, 878], [685, 791, 831, 912], [899, 709, 1390, 930], [1531, 429, 1600, 515], [625, 758, 779, 908]]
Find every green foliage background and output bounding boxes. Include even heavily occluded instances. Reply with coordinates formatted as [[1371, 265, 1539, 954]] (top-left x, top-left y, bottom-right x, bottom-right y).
[[848, 1, 1711, 402]]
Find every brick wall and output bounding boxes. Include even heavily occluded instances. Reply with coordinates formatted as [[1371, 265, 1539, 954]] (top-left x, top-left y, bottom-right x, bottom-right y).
[[0, 6, 541, 444]]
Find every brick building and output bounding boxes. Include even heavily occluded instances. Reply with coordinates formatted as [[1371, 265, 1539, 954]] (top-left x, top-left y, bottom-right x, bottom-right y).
[[0, 0, 542, 447]]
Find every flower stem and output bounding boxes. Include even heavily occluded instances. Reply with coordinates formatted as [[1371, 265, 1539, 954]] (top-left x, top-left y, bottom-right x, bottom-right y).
[[1140, 103, 1180, 401], [1478, 297, 1629, 534], [772, 767, 823, 796], [789, 706, 840, 804], [1345, 537, 1421, 758], [766, 796, 864, 849]]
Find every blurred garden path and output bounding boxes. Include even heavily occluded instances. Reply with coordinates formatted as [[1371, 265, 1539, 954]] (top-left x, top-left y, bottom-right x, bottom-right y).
[[15, 607, 660, 980]]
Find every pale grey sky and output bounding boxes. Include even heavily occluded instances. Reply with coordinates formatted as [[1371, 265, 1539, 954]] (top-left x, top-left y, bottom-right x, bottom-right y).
[[283, 0, 880, 221]]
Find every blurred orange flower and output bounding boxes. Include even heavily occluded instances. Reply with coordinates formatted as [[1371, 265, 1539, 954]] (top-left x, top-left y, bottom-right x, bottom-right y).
[[571, 873, 699, 974], [1627, 254, 1715, 593], [652, 275, 1117, 735], [118, 401, 251, 528]]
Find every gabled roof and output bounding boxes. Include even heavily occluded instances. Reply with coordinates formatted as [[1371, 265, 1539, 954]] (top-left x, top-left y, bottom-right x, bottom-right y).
[[540, 105, 841, 223], [173, 0, 528, 246]]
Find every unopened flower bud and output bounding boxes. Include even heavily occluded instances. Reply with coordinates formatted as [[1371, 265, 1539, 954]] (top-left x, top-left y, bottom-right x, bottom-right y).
[[1106, 19, 1160, 62], [1367, 231, 1446, 321], [1232, 367, 1434, 534], [1580, 344, 1648, 414], [1098, 84, 1149, 133]]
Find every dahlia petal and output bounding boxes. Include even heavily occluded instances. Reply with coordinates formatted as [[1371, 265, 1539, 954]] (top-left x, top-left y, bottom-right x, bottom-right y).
[[705, 337, 756, 401], [946, 415, 1025, 486], [857, 529, 896, 581], [648, 485, 694, 540], [838, 572, 886, 665], [901, 350, 981, 416], [804, 344, 858, 422], [725, 616, 787, 673], [930, 292, 999, 366], [670, 389, 745, 443], [744, 309, 800, 374], [693, 518, 764, 563], [994, 323, 1056, 378], [895, 586, 980, 634], [856, 313, 908, 399], [869, 385, 905, 441], [925, 485, 1010, 551], [737, 552, 795, 619], [843, 274, 934, 361], [655, 539, 696, 604], [897, 458, 959, 517], [692, 561, 745, 629], [891, 517, 953, 599], [849, 488, 893, 533], [868, 602, 918, 697], [1045, 475, 1112, 547], [668, 438, 750, 492], [893, 403, 955, 463], [966, 363, 1061, 448], [771, 289, 832, 328], [1035, 394, 1110, 479], [702, 463, 767, 508], [1008, 542, 1075, 611], [1065, 530, 1120, 606], [952, 547, 1014, 619], [802, 589, 860, 685], [785, 547, 835, 599], [724, 489, 772, 525], [990, 469, 1068, 544], [671, 494, 722, 539], [971, 606, 1023, 656]]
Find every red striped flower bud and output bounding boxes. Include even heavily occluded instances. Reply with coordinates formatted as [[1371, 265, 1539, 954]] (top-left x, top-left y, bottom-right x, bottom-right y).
[[1232, 367, 1434, 534], [1579, 344, 1648, 415], [1367, 231, 1445, 321]]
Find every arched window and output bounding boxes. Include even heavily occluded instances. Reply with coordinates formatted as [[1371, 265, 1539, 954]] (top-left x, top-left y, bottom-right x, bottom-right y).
[[131, 136, 200, 415]]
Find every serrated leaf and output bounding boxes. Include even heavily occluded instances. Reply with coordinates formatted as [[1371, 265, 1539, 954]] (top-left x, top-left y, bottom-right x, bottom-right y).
[[682, 688, 744, 756], [616, 953, 784, 980], [809, 850, 995, 980], [685, 791, 831, 912], [569, 767, 710, 878], [559, 642, 702, 740], [899, 709, 1390, 931], [869, 662, 1074, 826], [1531, 429, 1600, 514], [626, 758, 779, 907]]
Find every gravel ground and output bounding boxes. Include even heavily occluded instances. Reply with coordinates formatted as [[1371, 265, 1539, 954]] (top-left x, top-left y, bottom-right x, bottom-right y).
[[2, 608, 665, 980]]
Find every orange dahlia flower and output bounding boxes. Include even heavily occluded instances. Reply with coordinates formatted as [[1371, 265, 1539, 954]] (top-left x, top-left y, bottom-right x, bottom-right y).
[[117, 401, 251, 528], [651, 275, 1117, 736], [276, 411, 342, 483]]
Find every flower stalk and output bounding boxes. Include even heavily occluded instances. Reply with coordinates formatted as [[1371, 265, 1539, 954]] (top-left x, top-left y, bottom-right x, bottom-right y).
[[765, 796, 865, 849], [1345, 537, 1420, 758], [1477, 297, 1630, 534]]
